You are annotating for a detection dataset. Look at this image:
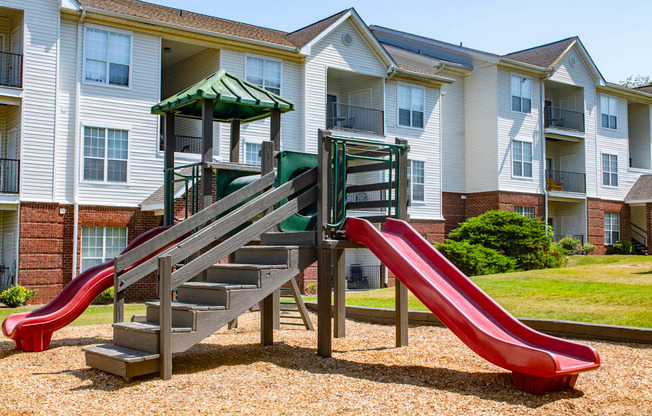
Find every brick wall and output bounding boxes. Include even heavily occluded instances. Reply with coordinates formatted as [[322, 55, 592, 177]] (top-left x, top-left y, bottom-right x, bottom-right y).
[[442, 192, 466, 235], [498, 192, 545, 219], [587, 198, 631, 255], [465, 191, 500, 219], [19, 203, 160, 304], [648, 203, 652, 255]]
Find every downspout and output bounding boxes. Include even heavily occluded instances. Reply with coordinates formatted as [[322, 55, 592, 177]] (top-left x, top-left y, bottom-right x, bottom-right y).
[[72, 8, 85, 279], [52, 8, 61, 202], [439, 90, 445, 222], [541, 78, 548, 235]]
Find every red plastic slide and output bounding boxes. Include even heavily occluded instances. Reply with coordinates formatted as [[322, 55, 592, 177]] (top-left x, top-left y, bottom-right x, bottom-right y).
[[346, 217, 600, 395], [2, 226, 172, 352]]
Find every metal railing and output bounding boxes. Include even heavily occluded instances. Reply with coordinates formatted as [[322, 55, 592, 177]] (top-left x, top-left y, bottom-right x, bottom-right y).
[[631, 223, 647, 253], [159, 135, 203, 154], [544, 106, 585, 132], [0, 51, 22, 88], [553, 234, 585, 245], [346, 264, 382, 290], [0, 158, 19, 194], [326, 102, 384, 135], [346, 189, 386, 212], [546, 170, 586, 193]]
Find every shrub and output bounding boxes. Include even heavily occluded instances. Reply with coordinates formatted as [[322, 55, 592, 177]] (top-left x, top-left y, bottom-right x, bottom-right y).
[[559, 235, 582, 253], [435, 240, 516, 276], [611, 240, 632, 255], [0, 285, 37, 308], [447, 210, 562, 270], [94, 287, 114, 305], [305, 282, 318, 296], [581, 243, 596, 254]]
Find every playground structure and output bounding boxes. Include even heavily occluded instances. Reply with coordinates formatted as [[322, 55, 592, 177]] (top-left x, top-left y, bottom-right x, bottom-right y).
[[2, 70, 599, 395]]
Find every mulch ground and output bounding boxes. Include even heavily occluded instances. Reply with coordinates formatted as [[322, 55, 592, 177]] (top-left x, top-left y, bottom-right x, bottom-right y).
[[1, 312, 650, 415]]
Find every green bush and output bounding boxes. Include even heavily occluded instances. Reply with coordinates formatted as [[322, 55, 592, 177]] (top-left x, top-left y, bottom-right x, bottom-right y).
[[0, 285, 37, 308], [446, 210, 562, 270], [305, 282, 318, 296], [559, 235, 582, 252], [435, 240, 516, 276], [581, 243, 596, 254], [611, 240, 632, 255], [94, 287, 114, 305]]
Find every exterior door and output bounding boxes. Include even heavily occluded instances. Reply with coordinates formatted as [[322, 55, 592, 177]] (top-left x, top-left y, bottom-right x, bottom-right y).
[[326, 94, 338, 128], [1, 232, 15, 291], [348, 89, 372, 131], [561, 216, 577, 240], [560, 155, 578, 192]]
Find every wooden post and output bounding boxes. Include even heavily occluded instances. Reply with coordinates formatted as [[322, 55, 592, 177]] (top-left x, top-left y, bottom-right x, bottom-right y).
[[317, 129, 332, 357], [113, 257, 124, 324], [395, 138, 409, 347], [270, 108, 281, 152], [163, 113, 176, 226], [260, 141, 276, 345], [333, 248, 346, 338], [230, 120, 240, 163], [201, 99, 214, 210], [159, 255, 173, 380]]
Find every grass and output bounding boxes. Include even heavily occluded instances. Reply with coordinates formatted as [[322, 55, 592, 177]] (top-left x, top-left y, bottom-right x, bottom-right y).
[[0, 304, 147, 326], [304, 255, 652, 328]]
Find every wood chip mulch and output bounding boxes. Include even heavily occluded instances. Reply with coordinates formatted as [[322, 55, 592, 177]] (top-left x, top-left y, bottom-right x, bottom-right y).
[[1, 312, 650, 415]]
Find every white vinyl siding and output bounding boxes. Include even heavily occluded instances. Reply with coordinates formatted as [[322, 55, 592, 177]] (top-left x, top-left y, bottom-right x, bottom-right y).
[[515, 206, 535, 219], [81, 226, 127, 271], [83, 127, 128, 183], [246, 56, 281, 95], [407, 160, 425, 203], [244, 141, 261, 165], [512, 140, 533, 178], [600, 95, 617, 130], [604, 213, 620, 245], [84, 27, 131, 87], [398, 85, 424, 128], [602, 153, 618, 187], [511, 75, 531, 113]]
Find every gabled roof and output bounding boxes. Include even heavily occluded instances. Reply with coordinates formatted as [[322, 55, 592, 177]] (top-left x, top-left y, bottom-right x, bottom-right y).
[[285, 9, 350, 48], [504, 37, 577, 68], [625, 175, 652, 203], [151, 70, 294, 123], [636, 85, 652, 95], [382, 44, 470, 79]]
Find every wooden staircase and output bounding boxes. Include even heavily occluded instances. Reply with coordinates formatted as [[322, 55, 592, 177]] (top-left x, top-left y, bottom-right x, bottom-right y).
[[84, 239, 316, 381]]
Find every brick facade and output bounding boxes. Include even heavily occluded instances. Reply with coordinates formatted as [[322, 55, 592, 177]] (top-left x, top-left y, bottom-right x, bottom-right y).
[[19, 203, 160, 304], [442, 192, 466, 235], [587, 198, 631, 255], [648, 203, 652, 255]]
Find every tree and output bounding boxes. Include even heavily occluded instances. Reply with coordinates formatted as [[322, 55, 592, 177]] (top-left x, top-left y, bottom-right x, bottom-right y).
[[620, 74, 652, 89]]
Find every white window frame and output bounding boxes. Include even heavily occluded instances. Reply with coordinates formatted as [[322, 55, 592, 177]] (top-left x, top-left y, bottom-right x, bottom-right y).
[[601, 153, 619, 188], [244, 140, 262, 165], [515, 206, 535, 219], [604, 212, 620, 245], [600, 95, 618, 130], [397, 83, 425, 129], [407, 159, 426, 204], [512, 139, 533, 179], [245, 54, 282, 95], [83, 25, 133, 89], [81, 123, 130, 184], [511, 74, 532, 114], [80, 226, 128, 272]]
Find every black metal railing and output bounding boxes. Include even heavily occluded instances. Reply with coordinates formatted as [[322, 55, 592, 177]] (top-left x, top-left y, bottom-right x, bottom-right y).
[[346, 189, 386, 212], [0, 159, 19, 194], [631, 223, 648, 254], [553, 234, 585, 245], [546, 170, 586, 193], [159, 135, 203, 154], [0, 52, 22, 88], [544, 106, 585, 132], [346, 264, 382, 290], [326, 102, 384, 135]]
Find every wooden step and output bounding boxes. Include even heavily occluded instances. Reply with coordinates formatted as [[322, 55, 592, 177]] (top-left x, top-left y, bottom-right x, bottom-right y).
[[206, 263, 285, 286], [113, 322, 192, 354], [84, 344, 160, 381], [234, 246, 299, 266], [261, 231, 316, 247], [145, 300, 227, 328]]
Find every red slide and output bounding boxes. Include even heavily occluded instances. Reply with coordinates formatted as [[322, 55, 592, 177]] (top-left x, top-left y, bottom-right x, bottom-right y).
[[346, 217, 600, 395], [2, 226, 172, 352]]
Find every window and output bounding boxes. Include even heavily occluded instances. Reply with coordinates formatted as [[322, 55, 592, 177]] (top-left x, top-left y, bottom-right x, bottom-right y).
[[398, 85, 424, 128], [602, 153, 618, 187], [600, 95, 617, 129], [244, 142, 261, 165], [512, 140, 533, 178], [604, 213, 620, 245], [83, 127, 128, 182], [81, 226, 127, 271], [511, 75, 532, 113], [84, 28, 131, 87], [515, 206, 535, 219], [407, 160, 425, 203], [246, 56, 281, 95]]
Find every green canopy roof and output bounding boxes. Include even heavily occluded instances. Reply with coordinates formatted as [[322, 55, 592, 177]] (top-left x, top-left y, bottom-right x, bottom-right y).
[[151, 70, 295, 123]]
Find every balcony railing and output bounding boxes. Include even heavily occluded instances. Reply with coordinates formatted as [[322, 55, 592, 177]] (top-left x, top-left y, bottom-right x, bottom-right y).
[[0, 158, 19, 194], [544, 106, 584, 132], [326, 102, 384, 135], [159, 135, 203, 154], [546, 170, 586, 193], [346, 264, 382, 290], [0, 52, 22, 88]]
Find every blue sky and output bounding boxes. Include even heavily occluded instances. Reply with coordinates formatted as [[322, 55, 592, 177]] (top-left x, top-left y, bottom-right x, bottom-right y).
[[147, 0, 651, 83]]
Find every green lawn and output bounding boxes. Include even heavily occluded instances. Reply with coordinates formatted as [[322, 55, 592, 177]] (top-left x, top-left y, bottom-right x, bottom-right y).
[[0, 304, 147, 326], [304, 255, 652, 328]]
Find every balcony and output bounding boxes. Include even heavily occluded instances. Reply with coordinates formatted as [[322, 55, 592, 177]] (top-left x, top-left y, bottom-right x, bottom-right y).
[[544, 106, 584, 132], [0, 52, 22, 89], [0, 159, 19, 194], [159, 135, 203, 154], [326, 102, 384, 136], [346, 264, 383, 290], [546, 170, 585, 194]]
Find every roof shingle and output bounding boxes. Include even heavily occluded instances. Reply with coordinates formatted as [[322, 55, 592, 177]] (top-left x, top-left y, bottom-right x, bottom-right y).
[[285, 9, 350, 48], [503, 37, 577, 68], [625, 175, 652, 202]]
